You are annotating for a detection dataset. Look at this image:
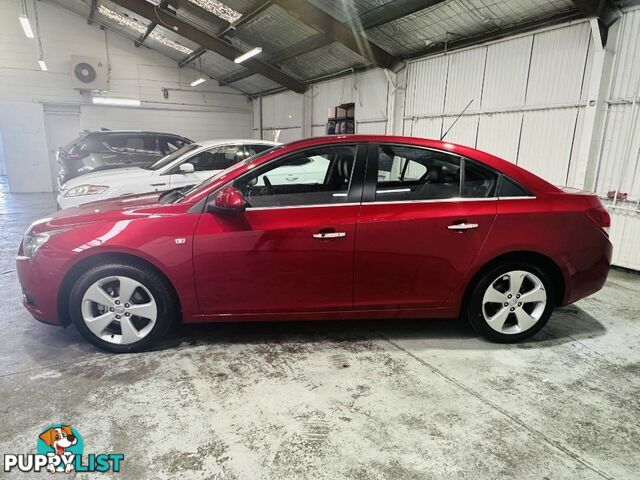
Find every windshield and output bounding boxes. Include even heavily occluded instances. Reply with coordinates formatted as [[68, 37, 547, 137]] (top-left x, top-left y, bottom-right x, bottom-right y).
[[143, 143, 200, 170], [170, 144, 284, 204]]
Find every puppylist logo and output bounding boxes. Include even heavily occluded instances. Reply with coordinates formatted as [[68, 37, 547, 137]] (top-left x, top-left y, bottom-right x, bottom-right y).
[[4, 424, 124, 474]]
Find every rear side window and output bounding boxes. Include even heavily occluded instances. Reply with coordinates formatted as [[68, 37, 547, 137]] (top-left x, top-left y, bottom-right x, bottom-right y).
[[63, 134, 87, 151], [104, 135, 161, 154], [499, 176, 531, 197], [374, 145, 461, 201], [165, 136, 189, 153], [75, 134, 111, 154], [463, 160, 498, 198], [246, 144, 274, 156], [372, 144, 500, 202]]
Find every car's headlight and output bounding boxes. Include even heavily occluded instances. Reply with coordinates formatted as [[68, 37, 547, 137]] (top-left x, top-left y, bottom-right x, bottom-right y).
[[22, 229, 66, 258], [64, 184, 108, 197]]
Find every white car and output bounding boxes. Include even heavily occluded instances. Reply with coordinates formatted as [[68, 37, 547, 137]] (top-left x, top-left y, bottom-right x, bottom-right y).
[[57, 139, 278, 209]]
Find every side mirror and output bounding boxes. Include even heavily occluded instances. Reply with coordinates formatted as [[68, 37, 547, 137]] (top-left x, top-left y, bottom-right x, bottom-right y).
[[207, 186, 246, 214], [179, 163, 195, 174]]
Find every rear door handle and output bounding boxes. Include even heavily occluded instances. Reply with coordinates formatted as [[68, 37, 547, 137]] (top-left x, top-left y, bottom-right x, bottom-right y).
[[448, 222, 479, 231], [285, 175, 299, 182], [313, 232, 346, 239]]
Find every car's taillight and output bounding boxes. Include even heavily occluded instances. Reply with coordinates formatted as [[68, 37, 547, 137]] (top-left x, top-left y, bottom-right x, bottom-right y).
[[61, 150, 89, 160], [586, 206, 610, 236]]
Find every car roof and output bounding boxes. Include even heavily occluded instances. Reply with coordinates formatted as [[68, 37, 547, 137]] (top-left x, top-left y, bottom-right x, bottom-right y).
[[88, 130, 190, 136], [193, 139, 280, 147]]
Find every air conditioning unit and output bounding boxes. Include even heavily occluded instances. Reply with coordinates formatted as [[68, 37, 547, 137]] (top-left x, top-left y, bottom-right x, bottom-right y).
[[70, 55, 109, 91]]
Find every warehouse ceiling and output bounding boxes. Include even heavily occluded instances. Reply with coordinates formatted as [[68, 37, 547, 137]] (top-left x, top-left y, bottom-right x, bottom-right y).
[[48, 0, 633, 96]]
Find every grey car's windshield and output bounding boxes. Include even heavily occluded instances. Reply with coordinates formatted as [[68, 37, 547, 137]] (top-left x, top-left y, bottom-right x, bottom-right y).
[[143, 144, 200, 170], [169, 144, 283, 204]]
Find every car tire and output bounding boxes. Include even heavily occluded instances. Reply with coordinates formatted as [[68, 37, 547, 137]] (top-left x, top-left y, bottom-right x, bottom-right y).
[[466, 262, 555, 343], [69, 263, 177, 353]]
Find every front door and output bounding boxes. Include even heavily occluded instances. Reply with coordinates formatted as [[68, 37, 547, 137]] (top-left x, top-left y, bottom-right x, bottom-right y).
[[192, 143, 365, 314], [354, 143, 498, 309]]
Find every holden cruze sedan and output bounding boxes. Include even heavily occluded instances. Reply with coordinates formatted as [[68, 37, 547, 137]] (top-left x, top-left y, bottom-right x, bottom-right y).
[[17, 135, 612, 352]]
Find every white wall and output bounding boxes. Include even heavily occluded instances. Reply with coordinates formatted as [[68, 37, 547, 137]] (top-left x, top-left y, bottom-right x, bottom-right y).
[[252, 9, 640, 270], [0, 0, 252, 192]]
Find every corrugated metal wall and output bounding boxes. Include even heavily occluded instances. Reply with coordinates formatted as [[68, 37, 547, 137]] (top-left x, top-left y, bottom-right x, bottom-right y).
[[255, 91, 305, 142], [252, 10, 640, 270], [310, 69, 389, 134], [596, 9, 640, 270], [403, 21, 591, 188], [254, 69, 390, 139]]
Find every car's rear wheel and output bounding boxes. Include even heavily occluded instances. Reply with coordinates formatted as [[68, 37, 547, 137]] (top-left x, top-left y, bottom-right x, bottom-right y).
[[466, 262, 554, 342], [69, 263, 177, 352]]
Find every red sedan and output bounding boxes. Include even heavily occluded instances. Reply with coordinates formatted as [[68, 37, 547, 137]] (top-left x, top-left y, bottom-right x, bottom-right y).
[[17, 135, 612, 352]]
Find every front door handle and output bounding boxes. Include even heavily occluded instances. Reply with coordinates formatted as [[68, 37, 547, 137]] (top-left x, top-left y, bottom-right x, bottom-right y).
[[448, 222, 479, 231], [286, 175, 299, 182], [313, 232, 346, 239]]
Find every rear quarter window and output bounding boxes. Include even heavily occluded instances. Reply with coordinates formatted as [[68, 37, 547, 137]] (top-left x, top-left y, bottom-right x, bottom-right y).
[[499, 176, 531, 197]]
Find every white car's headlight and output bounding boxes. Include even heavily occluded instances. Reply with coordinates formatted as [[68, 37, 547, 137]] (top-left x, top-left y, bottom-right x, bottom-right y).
[[64, 184, 108, 197], [22, 229, 66, 258]]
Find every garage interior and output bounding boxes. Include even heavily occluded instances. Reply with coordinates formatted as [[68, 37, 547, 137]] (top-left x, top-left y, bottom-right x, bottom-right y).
[[1, 0, 639, 478]]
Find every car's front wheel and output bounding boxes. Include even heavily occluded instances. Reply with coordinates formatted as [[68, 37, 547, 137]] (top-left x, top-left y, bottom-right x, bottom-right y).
[[69, 263, 177, 352], [466, 262, 554, 342]]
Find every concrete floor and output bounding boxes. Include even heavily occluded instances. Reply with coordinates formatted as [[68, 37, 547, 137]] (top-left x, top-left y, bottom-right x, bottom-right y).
[[1, 177, 639, 480]]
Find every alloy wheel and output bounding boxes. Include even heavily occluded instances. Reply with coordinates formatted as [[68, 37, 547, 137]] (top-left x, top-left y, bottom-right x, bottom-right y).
[[81, 275, 158, 345], [481, 270, 547, 334]]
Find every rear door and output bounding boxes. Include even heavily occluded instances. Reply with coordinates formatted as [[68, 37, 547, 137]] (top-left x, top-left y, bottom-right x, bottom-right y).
[[353, 143, 498, 309]]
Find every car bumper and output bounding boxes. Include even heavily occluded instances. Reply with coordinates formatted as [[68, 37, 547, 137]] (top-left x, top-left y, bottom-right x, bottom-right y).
[[16, 255, 65, 326], [562, 235, 613, 306]]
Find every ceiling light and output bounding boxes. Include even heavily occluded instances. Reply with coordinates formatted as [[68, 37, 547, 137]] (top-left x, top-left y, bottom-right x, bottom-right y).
[[18, 14, 35, 38], [234, 47, 262, 63], [38, 60, 47, 71], [98, 5, 193, 55], [92, 97, 141, 107], [188, 0, 242, 23], [190, 77, 206, 86]]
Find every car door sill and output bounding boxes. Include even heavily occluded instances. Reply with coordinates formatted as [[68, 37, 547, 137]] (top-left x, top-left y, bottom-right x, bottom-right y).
[[187, 306, 457, 323]]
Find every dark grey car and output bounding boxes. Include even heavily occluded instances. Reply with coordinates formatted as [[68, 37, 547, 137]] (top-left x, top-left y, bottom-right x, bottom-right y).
[[57, 130, 193, 186]]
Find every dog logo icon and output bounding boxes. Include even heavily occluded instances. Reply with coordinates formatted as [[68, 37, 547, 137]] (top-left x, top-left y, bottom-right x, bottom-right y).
[[37, 425, 82, 474]]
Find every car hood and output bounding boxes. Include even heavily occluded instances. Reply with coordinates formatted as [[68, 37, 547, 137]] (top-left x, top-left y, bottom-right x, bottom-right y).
[[30, 191, 172, 233], [60, 167, 152, 189]]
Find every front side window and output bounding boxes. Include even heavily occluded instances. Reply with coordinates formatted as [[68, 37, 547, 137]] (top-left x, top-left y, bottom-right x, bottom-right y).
[[233, 145, 357, 208]]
